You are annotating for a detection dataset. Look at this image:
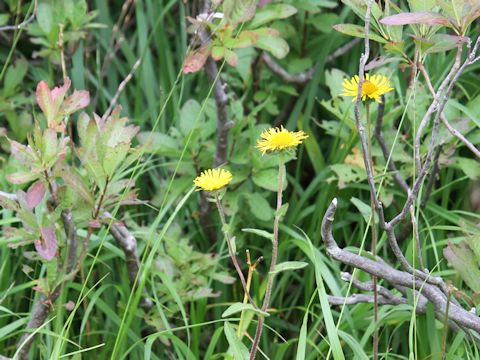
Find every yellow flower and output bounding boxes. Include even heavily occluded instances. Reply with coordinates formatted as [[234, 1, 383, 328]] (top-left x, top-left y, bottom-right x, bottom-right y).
[[341, 73, 393, 103], [256, 126, 308, 155], [194, 168, 233, 191]]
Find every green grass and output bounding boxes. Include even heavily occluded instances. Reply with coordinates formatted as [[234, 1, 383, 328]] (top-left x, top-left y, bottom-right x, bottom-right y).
[[1, 0, 480, 359]]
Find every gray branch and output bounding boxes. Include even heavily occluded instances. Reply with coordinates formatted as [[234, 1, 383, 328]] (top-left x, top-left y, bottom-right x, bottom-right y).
[[321, 199, 480, 334], [0, 0, 37, 32], [261, 39, 361, 84], [104, 213, 153, 311]]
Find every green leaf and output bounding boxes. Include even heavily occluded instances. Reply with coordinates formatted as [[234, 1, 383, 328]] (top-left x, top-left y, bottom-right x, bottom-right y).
[[252, 168, 287, 191], [275, 203, 289, 218], [454, 157, 480, 180], [4, 58, 28, 96], [269, 261, 308, 275], [444, 241, 480, 292], [249, 4, 297, 28], [37, 2, 54, 34], [136, 132, 179, 156], [350, 197, 378, 223], [242, 228, 274, 241], [223, 0, 258, 25], [224, 322, 249, 360], [211, 46, 226, 60], [103, 143, 130, 176], [253, 32, 290, 58], [333, 24, 387, 43], [179, 99, 203, 135], [305, 233, 345, 360], [222, 303, 269, 318], [246, 193, 273, 221]]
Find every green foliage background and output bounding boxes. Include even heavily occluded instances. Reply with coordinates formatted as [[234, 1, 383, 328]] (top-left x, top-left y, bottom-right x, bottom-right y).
[[1, 0, 480, 359]]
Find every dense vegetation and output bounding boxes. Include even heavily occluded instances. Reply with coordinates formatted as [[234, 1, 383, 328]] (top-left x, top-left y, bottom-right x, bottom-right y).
[[1, 0, 480, 359]]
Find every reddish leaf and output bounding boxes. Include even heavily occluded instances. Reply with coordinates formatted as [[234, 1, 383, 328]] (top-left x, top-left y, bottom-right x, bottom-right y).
[[183, 45, 211, 74], [26, 181, 46, 209], [63, 90, 90, 115], [35, 227, 57, 261], [380, 12, 450, 26], [6, 171, 38, 184], [36, 81, 53, 118], [9, 140, 35, 166], [258, 0, 272, 7], [36, 78, 71, 128], [225, 50, 239, 67]]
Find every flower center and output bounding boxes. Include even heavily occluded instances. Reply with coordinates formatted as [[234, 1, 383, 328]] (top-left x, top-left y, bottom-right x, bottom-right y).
[[362, 80, 377, 95], [271, 133, 294, 146]]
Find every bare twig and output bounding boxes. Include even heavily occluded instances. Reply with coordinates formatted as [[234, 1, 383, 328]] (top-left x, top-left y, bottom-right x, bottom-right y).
[[419, 63, 480, 160], [328, 294, 408, 306], [204, 57, 232, 167], [262, 39, 361, 85], [16, 287, 62, 360], [102, 59, 142, 122], [261, 52, 316, 84], [0, 0, 37, 32], [327, 38, 362, 62], [321, 199, 480, 333]]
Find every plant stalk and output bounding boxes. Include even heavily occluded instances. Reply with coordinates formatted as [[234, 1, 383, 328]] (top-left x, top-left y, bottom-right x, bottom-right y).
[[249, 154, 285, 359]]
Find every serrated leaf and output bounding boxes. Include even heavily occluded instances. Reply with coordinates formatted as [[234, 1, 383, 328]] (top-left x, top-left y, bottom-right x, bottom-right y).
[[333, 23, 387, 43], [270, 261, 308, 275], [62, 90, 90, 115], [222, 303, 269, 318], [224, 322, 249, 360], [103, 143, 130, 176]]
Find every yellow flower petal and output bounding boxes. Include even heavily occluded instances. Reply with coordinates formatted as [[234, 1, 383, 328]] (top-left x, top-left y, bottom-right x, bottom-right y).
[[194, 168, 233, 192], [340, 73, 393, 102], [256, 126, 308, 155]]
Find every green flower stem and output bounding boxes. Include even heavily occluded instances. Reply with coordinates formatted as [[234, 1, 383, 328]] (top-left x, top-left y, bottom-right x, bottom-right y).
[[249, 154, 285, 360], [214, 194, 258, 309]]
